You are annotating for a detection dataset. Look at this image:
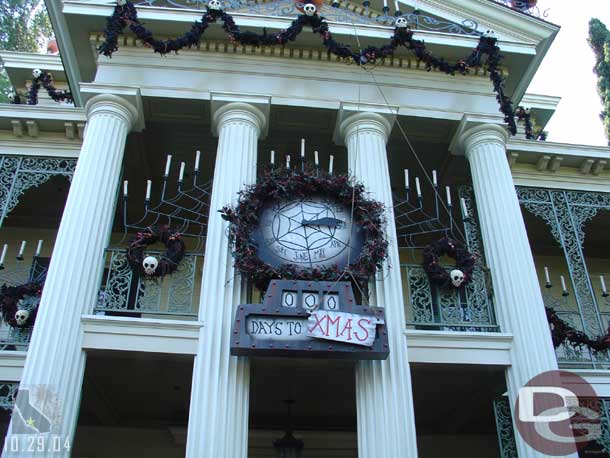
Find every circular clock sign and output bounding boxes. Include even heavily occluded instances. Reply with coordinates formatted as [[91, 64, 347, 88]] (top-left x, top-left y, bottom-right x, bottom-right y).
[[253, 197, 363, 270], [220, 168, 388, 287]]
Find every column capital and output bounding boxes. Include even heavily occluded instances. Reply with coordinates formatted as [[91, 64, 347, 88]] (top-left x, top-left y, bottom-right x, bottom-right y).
[[210, 93, 270, 139], [80, 83, 144, 131], [450, 119, 509, 157], [335, 108, 395, 146]]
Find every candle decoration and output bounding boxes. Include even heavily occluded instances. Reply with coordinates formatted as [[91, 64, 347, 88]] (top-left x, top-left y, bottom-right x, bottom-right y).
[[17, 241, 26, 260], [35, 240, 43, 257], [195, 150, 201, 172], [544, 266, 551, 288], [164, 155, 172, 177]]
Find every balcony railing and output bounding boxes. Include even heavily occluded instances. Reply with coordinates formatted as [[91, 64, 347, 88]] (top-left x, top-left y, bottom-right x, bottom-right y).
[[95, 248, 203, 318], [402, 264, 498, 332]]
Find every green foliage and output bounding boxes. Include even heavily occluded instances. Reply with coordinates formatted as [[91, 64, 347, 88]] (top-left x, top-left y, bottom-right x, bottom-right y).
[[0, 0, 53, 102], [588, 18, 610, 145]]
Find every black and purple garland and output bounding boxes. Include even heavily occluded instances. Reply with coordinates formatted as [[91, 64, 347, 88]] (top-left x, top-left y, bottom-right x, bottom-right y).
[[126, 225, 186, 278], [516, 106, 547, 141], [0, 282, 42, 328], [422, 237, 477, 289], [11, 70, 73, 106], [220, 167, 388, 289], [546, 307, 610, 354], [98, 1, 518, 135]]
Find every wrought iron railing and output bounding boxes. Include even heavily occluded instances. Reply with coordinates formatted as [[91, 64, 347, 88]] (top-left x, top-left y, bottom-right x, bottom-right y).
[[491, 0, 548, 18], [402, 264, 498, 332], [95, 248, 203, 318]]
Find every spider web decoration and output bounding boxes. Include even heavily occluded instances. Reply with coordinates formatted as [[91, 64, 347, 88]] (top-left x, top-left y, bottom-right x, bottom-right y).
[[393, 174, 470, 250], [121, 153, 212, 250]]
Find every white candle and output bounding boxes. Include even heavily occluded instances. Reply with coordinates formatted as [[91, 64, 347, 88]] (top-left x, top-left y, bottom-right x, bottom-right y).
[[286, 155, 291, 169], [383, 0, 387, 8], [460, 197, 469, 218], [314, 151, 319, 166], [145, 180, 152, 200], [271, 150, 275, 165], [432, 170, 437, 187], [194, 150, 201, 172], [0, 244, 7, 265], [601, 275, 607, 294], [164, 155, 172, 176], [544, 266, 551, 284], [394, 0, 399, 10], [445, 186, 452, 206], [179, 162, 185, 182], [18, 241, 26, 258], [301, 138, 305, 158], [404, 169, 409, 189], [123, 180, 128, 197], [329, 155, 334, 174], [560, 275, 567, 292], [415, 177, 422, 198], [35, 240, 43, 257]]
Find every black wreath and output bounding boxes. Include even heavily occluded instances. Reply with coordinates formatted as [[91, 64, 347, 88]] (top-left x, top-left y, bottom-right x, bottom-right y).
[[220, 167, 388, 289], [422, 237, 477, 288], [126, 225, 186, 278], [0, 283, 42, 328]]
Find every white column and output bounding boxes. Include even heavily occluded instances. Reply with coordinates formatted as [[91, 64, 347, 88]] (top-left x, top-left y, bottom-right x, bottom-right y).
[[338, 112, 419, 458], [460, 124, 577, 458], [186, 102, 267, 458], [3, 94, 139, 457]]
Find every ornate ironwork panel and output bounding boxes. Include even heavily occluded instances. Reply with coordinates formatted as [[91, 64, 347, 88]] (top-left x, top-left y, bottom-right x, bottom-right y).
[[0, 156, 76, 228], [0, 382, 19, 412], [403, 264, 497, 331], [517, 188, 608, 346], [493, 397, 518, 458], [96, 248, 202, 317]]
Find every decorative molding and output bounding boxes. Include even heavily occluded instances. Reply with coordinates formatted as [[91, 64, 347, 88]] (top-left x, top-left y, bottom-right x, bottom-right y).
[[82, 315, 203, 355], [405, 329, 513, 365], [0, 351, 27, 382]]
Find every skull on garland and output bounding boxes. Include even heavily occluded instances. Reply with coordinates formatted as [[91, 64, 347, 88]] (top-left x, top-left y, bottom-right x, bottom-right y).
[[303, 3, 317, 16], [208, 0, 222, 10], [32, 68, 42, 79], [450, 269, 465, 288], [15, 310, 29, 327], [116, 0, 127, 5], [142, 256, 159, 276], [394, 17, 408, 28]]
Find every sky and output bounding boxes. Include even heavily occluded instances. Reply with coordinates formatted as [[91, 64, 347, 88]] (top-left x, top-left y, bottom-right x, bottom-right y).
[[526, 0, 610, 146]]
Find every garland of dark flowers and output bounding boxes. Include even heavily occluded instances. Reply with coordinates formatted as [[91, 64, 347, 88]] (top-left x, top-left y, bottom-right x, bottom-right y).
[[98, 1, 517, 135], [220, 167, 388, 289], [10, 70, 73, 106], [516, 106, 547, 141], [0, 282, 42, 328], [126, 225, 186, 278], [422, 237, 477, 289], [546, 307, 610, 354]]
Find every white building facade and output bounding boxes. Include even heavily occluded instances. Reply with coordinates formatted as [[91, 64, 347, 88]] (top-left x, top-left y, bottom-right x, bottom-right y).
[[0, 0, 608, 457]]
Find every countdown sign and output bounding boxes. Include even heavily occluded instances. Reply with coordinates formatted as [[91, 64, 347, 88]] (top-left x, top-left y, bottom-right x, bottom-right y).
[[230, 280, 389, 360]]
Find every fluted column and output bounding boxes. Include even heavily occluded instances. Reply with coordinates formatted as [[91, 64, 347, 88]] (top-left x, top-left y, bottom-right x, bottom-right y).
[[186, 101, 267, 458], [3, 94, 139, 457], [461, 124, 577, 458], [338, 112, 419, 458]]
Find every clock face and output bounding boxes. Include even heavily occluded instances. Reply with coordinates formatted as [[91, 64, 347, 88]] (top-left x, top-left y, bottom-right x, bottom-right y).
[[253, 196, 363, 270]]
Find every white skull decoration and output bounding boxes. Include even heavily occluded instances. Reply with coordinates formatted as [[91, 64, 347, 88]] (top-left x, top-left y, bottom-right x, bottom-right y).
[[142, 256, 159, 276], [394, 17, 408, 28], [15, 310, 29, 327], [32, 68, 42, 79], [208, 0, 222, 10], [117, 0, 127, 5], [450, 269, 465, 288], [303, 3, 317, 16]]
